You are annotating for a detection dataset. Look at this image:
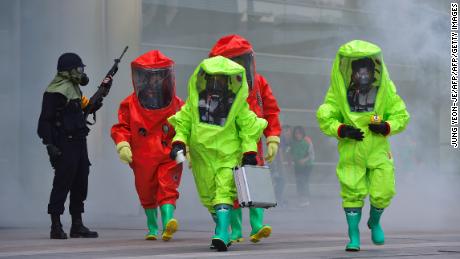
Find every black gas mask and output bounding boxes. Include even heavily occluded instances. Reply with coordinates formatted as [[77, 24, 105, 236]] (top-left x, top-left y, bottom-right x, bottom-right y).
[[206, 76, 227, 98], [74, 66, 89, 86], [67, 66, 89, 86], [353, 68, 372, 91], [198, 74, 236, 126], [79, 74, 89, 86], [351, 58, 375, 92]]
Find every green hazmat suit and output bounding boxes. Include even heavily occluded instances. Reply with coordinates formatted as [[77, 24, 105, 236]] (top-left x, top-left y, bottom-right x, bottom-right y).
[[168, 56, 267, 212], [316, 40, 410, 209]]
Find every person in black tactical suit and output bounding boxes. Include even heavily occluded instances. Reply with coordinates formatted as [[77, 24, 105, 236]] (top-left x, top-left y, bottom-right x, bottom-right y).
[[37, 53, 111, 239]]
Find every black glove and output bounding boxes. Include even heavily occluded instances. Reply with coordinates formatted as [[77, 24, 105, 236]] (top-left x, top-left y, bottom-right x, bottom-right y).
[[170, 142, 186, 160], [368, 122, 390, 135], [46, 144, 62, 169], [242, 152, 258, 166], [339, 125, 364, 141]]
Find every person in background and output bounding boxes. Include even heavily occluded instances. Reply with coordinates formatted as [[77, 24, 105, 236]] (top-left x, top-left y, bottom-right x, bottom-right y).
[[270, 124, 294, 206], [291, 126, 314, 207]]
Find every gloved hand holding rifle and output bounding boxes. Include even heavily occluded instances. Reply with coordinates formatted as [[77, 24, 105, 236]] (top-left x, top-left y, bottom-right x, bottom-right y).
[[84, 46, 129, 124]]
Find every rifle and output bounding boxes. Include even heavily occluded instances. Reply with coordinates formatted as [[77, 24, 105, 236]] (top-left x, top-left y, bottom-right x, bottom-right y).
[[84, 46, 129, 124]]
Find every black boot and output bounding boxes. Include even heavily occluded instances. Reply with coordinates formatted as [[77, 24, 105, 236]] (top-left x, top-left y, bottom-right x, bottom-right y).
[[50, 214, 68, 239], [70, 214, 98, 238]]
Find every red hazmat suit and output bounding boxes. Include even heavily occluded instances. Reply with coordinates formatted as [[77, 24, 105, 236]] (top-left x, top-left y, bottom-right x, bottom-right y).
[[111, 50, 184, 209]]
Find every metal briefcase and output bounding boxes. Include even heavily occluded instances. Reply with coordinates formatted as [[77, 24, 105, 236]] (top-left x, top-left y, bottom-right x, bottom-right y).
[[233, 165, 277, 208]]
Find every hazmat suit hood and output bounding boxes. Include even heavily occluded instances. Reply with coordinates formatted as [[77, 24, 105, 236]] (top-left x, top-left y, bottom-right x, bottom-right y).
[[317, 40, 409, 136], [168, 56, 267, 169], [209, 34, 255, 91], [338, 41, 382, 112], [186, 55, 249, 127], [338, 40, 382, 93], [131, 50, 176, 111]]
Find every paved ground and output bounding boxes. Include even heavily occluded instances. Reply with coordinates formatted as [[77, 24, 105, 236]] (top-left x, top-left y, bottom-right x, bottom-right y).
[[1, 225, 460, 258], [2, 172, 459, 258], [0, 212, 460, 258]]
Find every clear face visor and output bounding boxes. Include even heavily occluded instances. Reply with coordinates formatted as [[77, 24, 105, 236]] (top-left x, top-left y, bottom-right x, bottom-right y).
[[349, 57, 378, 91], [231, 52, 255, 90], [132, 66, 174, 110], [197, 72, 239, 126], [344, 57, 381, 112]]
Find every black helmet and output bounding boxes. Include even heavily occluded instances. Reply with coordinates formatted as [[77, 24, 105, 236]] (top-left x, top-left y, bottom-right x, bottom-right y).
[[57, 53, 85, 72]]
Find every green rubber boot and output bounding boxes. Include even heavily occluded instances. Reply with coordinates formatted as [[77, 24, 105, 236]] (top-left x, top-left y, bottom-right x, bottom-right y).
[[144, 208, 158, 240], [249, 208, 271, 243], [367, 206, 385, 245], [345, 208, 361, 251], [211, 204, 231, 252], [230, 207, 244, 243], [209, 212, 218, 250], [211, 212, 218, 229], [160, 204, 178, 241]]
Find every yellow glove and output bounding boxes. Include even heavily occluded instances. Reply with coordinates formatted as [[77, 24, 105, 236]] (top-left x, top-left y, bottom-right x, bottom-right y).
[[186, 146, 192, 169], [265, 136, 280, 163], [116, 141, 132, 164]]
